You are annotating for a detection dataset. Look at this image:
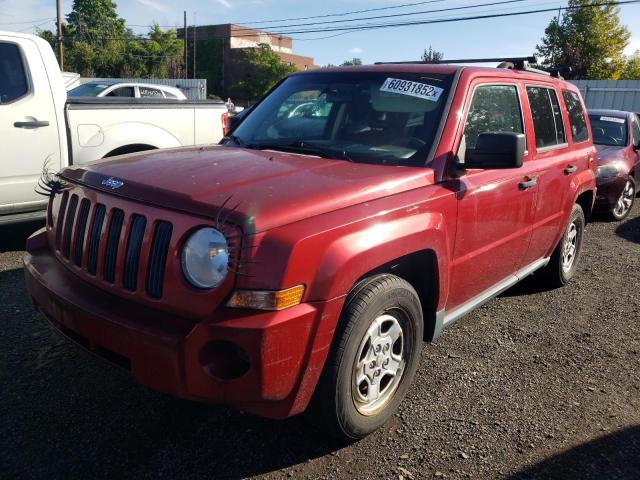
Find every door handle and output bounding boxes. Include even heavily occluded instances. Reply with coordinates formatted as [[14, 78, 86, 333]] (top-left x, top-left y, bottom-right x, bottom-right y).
[[519, 177, 537, 190], [14, 120, 50, 128], [564, 165, 578, 175]]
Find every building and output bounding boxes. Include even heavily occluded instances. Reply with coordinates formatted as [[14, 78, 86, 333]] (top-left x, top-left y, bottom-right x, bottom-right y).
[[178, 23, 316, 100]]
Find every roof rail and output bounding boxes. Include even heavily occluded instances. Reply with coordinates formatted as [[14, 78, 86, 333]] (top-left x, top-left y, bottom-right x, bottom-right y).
[[374, 55, 566, 79]]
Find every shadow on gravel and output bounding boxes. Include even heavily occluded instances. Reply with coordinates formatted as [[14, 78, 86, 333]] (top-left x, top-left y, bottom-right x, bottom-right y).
[[0, 220, 44, 253], [0, 265, 337, 480], [499, 273, 554, 298], [509, 426, 640, 480], [615, 214, 640, 244]]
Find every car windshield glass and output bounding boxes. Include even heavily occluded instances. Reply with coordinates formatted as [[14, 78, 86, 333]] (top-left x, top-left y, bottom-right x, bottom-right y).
[[68, 83, 111, 97], [589, 114, 628, 146], [228, 71, 454, 166]]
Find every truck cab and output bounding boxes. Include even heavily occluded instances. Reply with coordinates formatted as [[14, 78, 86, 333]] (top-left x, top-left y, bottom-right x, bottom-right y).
[[23, 58, 596, 440]]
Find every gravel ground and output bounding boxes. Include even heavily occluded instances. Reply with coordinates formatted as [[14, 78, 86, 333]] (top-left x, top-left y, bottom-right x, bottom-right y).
[[1, 205, 639, 480]]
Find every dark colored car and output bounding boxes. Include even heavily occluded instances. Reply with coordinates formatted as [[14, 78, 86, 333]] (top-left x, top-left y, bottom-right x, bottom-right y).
[[588, 109, 640, 220]]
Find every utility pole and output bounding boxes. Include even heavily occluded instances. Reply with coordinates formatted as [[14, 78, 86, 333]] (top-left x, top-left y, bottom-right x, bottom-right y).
[[193, 12, 197, 79], [56, 0, 63, 70], [183, 10, 188, 79]]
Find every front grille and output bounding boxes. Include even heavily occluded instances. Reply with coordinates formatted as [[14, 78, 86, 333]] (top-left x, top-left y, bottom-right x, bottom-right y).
[[53, 193, 173, 299]]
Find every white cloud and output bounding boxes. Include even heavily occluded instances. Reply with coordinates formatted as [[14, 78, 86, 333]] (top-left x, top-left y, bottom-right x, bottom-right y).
[[135, 0, 168, 12], [349, 47, 363, 54], [216, 0, 232, 8]]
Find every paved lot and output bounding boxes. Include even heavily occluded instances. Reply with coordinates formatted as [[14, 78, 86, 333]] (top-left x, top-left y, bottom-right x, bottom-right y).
[[1, 206, 639, 480]]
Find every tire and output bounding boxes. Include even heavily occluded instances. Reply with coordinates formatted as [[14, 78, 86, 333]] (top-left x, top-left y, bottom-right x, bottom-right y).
[[541, 203, 585, 288], [307, 274, 424, 441], [608, 177, 636, 221]]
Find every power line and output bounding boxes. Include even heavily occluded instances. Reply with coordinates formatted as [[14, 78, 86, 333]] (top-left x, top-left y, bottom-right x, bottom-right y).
[[0, 17, 53, 26], [126, 0, 448, 28], [230, 0, 535, 32]]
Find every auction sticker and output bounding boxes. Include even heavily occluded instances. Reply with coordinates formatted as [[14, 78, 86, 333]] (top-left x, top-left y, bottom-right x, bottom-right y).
[[380, 78, 444, 102], [600, 116, 625, 124]]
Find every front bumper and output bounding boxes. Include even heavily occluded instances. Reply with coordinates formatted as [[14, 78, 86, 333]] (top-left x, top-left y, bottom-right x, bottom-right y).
[[595, 175, 627, 207], [23, 229, 344, 419]]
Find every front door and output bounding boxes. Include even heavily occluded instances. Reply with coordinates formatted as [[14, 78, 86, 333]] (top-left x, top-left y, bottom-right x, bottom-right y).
[[447, 82, 537, 309], [0, 38, 62, 215]]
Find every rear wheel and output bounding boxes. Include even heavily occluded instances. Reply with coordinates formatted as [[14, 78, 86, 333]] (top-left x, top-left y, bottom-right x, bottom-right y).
[[307, 274, 423, 441], [608, 177, 635, 221], [541, 204, 585, 288]]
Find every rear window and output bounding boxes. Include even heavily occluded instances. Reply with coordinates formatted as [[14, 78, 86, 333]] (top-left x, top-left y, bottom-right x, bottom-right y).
[[526, 86, 566, 149], [562, 91, 589, 143], [0, 42, 29, 103], [588, 114, 628, 147], [140, 87, 163, 98]]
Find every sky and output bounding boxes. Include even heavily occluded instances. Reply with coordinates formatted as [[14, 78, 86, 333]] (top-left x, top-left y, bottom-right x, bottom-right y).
[[1, 0, 640, 67]]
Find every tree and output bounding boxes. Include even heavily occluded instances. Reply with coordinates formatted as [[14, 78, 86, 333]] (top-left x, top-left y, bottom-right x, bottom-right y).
[[421, 46, 444, 63], [621, 51, 640, 80], [536, 0, 630, 80], [234, 44, 297, 100], [341, 58, 363, 66]]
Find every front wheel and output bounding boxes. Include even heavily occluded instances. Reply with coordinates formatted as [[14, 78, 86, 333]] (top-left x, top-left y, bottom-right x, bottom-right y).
[[608, 177, 636, 221], [307, 274, 423, 441], [540, 203, 585, 288]]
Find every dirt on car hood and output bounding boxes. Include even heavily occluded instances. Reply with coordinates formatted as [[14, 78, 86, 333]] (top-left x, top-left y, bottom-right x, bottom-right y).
[[60, 145, 434, 233]]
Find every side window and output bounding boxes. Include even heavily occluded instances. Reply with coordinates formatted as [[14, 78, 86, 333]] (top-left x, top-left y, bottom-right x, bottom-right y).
[[164, 91, 178, 99], [463, 84, 523, 149], [562, 90, 589, 143], [139, 87, 163, 98], [527, 86, 566, 148], [0, 42, 29, 103], [106, 87, 135, 97], [632, 115, 640, 146]]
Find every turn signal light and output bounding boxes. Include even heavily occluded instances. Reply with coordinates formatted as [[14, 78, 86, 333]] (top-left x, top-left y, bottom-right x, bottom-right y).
[[227, 285, 305, 311]]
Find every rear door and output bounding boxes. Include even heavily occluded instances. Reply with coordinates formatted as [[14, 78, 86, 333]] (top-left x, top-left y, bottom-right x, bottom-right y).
[[447, 80, 538, 309], [0, 38, 62, 215], [519, 86, 592, 266]]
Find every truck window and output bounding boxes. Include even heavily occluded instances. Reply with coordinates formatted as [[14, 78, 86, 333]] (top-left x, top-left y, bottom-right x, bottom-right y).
[[139, 87, 163, 98], [527, 87, 566, 148], [106, 87, 135, 97], [0, 42, 29, 103], [562, 91, 589, 143], [463, 85, 524, 149]]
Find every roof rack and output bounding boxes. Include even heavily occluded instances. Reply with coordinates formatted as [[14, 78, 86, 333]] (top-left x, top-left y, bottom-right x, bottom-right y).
[[374, 55, 566, 79]]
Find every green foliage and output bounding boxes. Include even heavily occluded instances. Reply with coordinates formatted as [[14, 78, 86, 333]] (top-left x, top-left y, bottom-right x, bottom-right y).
[[341, 58, 363, 66], [234, 44, 297, 100], [621, 51, 640, 80], [421, 46, 444, 63], [190, 38, 224, 95], [39, 0, 183, 78], [536, 0, 630, 79]]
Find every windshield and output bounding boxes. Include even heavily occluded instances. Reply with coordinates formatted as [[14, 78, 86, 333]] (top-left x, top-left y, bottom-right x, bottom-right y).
[[589, 114, 628, 147], [68, 83, 111, 97], [227, 71, 454, 166]]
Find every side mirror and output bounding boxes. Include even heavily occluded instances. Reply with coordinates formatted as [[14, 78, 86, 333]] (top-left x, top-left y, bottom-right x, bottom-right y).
[[465, 132, 525, 169]]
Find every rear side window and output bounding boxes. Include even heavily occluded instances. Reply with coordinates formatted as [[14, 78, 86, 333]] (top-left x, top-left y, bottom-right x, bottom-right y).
[[140, 87, 163, 98], [0, 42, 29, 103], [632, 115, 640, 146], [164, 91, 178, 99], [463, 84, 524, 149], [527, 87, 566, 149], [562, 91, 589, 143]]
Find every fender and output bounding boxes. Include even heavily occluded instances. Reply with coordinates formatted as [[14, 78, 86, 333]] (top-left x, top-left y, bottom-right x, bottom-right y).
[[547, 167, 596, 257], [73, 122, 183, 164]]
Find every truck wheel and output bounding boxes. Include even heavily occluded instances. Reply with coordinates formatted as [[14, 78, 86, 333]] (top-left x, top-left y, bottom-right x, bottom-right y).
[[308, 274, 423, 441], [541, 204, 585, 288], [608, 177, 635, 221]]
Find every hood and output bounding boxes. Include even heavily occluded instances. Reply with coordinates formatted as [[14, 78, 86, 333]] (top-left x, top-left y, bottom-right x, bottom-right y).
[[61, 145, 434, 233], [595, 144, 627, 165]]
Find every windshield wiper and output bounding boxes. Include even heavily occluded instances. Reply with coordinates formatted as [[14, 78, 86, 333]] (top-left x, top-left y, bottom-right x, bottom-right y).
[[252, 141, 353, 162], [221, 134, 248, 148]]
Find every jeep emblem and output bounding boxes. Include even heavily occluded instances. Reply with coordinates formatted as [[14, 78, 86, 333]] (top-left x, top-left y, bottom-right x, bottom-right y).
[[101, 177, 124, 190]]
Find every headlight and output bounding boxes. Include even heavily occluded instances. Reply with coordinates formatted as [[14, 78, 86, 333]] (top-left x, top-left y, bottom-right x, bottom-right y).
[[597, 164, 622, 178], [181, 227, 229, 289]]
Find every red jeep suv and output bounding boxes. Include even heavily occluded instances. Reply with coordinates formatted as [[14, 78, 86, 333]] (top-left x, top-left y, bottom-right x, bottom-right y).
[[24, 59, 596, 440]]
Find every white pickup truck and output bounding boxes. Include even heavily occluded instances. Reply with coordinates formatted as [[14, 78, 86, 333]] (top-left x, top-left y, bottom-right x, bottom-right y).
[[1, 31, 229, 225]]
